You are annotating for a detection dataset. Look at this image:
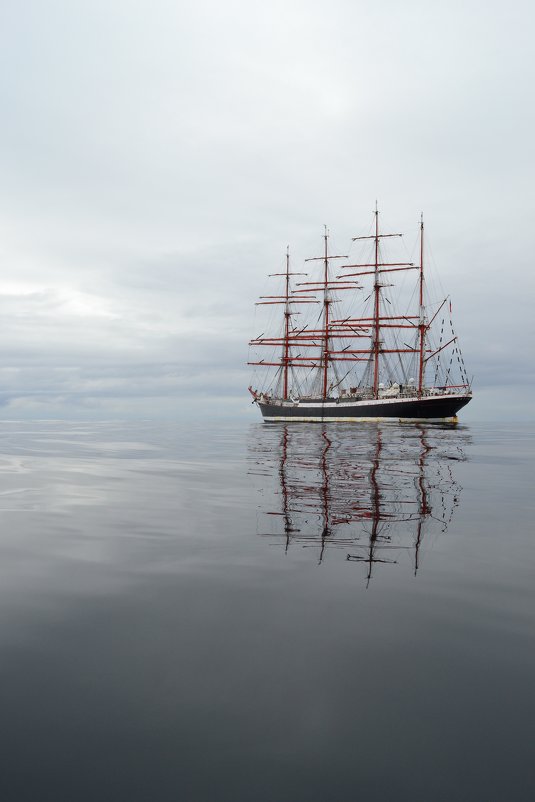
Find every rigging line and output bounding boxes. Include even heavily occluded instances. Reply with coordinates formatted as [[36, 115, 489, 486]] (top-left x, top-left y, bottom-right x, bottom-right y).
[[444, 352, 454, 387], [392, 327, 407, 383], [433, 318, 445, 386]]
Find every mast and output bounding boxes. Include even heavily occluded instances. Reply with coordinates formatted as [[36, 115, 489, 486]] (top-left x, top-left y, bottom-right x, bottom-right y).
[[417, 215, 426, 397], [322, 227, 330, 398], [283, 246, 291, 400], [303, 232, 349, 399], [372, 205, 381, 397], [248, 256, 319, 379], [342, 208, 410, 398]]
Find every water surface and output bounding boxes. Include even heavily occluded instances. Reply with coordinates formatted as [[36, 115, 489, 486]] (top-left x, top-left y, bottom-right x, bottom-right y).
[[0, 420, 533, 801]]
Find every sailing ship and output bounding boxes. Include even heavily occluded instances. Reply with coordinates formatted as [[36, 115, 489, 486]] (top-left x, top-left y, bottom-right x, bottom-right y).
[[248, 208, 472, 423]]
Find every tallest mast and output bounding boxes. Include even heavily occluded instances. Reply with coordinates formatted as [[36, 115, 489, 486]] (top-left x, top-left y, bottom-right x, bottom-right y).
[[322, 226, 330, 398], [417, 215, 426, 397], [342, 207, 409, 399], [372, 205, 381, 397], [283, 246, 291, 400]]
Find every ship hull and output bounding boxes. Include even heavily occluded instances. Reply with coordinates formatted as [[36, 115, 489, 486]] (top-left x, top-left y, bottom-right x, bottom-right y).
[[258, 393, 471, 423]]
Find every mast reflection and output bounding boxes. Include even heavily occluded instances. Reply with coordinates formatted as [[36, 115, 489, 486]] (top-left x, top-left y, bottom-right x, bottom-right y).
[[249, 423, 469, 583]]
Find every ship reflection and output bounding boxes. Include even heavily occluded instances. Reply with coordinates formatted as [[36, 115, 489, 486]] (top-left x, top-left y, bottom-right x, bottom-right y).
[[249, 423, 470, 584]]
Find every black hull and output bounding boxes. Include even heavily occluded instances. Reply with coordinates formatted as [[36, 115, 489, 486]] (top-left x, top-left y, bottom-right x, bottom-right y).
[[258, 394, 471, 422]]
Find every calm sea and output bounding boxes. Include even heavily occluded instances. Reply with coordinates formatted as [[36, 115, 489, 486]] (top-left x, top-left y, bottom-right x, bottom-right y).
[[0, 420, 533, 801]]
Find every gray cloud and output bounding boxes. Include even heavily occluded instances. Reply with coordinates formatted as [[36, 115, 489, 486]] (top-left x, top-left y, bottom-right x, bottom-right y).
[[0, 0, 533, 420]]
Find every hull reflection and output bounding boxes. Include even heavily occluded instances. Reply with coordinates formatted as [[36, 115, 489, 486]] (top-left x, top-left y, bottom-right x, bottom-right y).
[[249, 423, 470, 583]]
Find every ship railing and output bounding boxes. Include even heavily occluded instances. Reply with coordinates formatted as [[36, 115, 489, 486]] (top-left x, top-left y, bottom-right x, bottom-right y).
[[340, 385, 471, 400]]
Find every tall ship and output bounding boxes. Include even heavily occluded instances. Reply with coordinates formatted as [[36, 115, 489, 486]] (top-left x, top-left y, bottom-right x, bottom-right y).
[[248, 208, 472, 423]]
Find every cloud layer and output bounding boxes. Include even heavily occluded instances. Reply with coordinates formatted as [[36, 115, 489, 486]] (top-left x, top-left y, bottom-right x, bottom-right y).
[[0, 0, 533, 420]]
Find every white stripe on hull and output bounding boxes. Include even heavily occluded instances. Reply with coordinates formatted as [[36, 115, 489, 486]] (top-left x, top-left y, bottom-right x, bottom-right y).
[[261, 393, 467, 409], [262, 416, 459, 424]]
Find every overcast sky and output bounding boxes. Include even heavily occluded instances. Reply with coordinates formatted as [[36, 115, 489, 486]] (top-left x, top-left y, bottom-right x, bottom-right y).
[[0, 0, 533, 421]]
